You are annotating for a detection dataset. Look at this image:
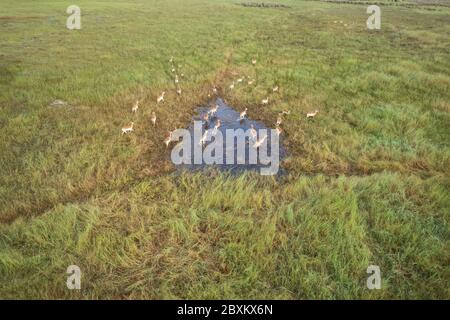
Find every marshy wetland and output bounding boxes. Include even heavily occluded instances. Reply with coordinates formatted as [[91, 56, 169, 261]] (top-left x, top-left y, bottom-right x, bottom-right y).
[[0, 0, 449, 299]]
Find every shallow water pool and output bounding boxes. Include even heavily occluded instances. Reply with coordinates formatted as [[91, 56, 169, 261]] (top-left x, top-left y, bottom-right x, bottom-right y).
[[173, 98, 286, 175]]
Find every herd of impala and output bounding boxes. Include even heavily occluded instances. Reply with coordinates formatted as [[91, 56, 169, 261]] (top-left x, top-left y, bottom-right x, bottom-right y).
[[121, 57, 319, 149]]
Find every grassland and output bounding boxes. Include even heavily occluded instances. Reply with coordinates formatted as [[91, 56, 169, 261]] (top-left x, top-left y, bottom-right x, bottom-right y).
[[0, 0, 449, 299]]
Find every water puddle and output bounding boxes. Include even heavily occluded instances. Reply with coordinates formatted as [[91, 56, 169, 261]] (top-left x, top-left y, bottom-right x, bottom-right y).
[[173, 98, 286, 175]]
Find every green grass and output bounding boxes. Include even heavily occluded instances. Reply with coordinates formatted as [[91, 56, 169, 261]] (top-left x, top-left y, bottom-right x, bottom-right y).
[[0, 0, 449, 299]]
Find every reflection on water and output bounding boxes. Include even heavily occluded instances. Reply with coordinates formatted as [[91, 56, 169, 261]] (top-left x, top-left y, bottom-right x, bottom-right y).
[[174, 98, 286, 175]]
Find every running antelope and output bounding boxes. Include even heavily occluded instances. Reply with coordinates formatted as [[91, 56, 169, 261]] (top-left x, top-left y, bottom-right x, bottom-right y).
[[208, 104, 218, 116], [212, 119, 221, 136], [252, 59, 257, 65], [201, 112, 209, 127], [275, 126, 282, 136], [229, 82, 235, 90], [272, 85, 279, 92], [132, 100, 139, 113], [253, 135, 267, 149], [248, 79, 255, 85], [176, 87, 182, 95], [214, 119, 221, 129], [121, 122, 134, 135], [276, 114, 282, 126], [261, 97, 269, 105], [238, 107, 248, 121], [199, 129, 209, 146], [151, 112, 156, 126], [306, 110, 319, 118], [164, 131, 172, 148], [157, 91, 165, 103]]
